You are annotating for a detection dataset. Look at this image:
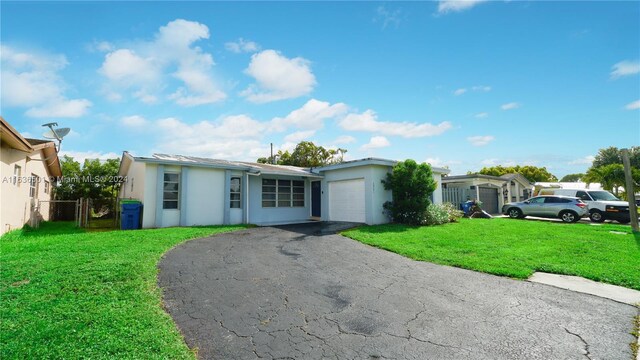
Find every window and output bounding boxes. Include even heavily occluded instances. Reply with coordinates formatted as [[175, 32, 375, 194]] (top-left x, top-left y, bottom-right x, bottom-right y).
[[163, 173, 180, 209], [262, 179, 305, 207], [528, 197, 545, 204], [230, 177, 241, 208], [13, 165, 21, 186], [29, 174, 39, 198], [44, 180, 50, 194], [575, 191, 592, 201]]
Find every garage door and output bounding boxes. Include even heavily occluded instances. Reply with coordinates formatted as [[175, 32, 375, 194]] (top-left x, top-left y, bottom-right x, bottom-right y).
[[328, 179, 366, 223], [478, 187, 499, 214]]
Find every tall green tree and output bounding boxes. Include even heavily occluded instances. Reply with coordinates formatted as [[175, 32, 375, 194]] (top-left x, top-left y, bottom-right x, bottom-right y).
[[584, 146, 640, 193], [257, 141, 346, 167], [382, 159, 437, 225], [55, 156, 122, 214], [473, 165, 558, 182], [560, 173, 584, 182]]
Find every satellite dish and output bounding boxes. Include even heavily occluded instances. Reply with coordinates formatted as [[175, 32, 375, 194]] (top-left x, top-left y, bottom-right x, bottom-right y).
[[43, 127, 70, 140], [41, 122, 71, 153]]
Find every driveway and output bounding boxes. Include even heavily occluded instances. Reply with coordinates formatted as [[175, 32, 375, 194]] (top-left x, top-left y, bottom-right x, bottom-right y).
[[158, 223, 638, 359]]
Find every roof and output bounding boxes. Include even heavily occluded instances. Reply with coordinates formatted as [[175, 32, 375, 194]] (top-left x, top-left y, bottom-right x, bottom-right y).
[[129, 153, 323, 178], [314, 157, 450, 174], [443, 173, 533, 186], [0, 117, 62, 177]]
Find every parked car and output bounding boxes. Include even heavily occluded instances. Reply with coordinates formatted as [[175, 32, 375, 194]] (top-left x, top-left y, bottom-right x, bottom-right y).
[[537, 188, 632, 223], [502, 195, 588, 223]]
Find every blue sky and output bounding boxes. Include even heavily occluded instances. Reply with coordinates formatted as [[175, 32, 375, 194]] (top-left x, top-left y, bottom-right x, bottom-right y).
[[2, 1, 638, 178]]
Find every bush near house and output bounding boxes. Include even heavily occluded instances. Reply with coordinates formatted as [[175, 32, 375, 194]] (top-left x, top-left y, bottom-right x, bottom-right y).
[[382, 159, 437, 225]]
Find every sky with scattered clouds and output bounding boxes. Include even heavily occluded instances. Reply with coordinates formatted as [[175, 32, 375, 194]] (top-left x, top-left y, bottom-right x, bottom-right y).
[[1, 1, 638, 177]]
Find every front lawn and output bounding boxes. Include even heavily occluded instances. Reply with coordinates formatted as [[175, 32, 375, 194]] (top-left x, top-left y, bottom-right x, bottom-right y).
[[343, 218, 640, 290], [0, 222, 247, 359]]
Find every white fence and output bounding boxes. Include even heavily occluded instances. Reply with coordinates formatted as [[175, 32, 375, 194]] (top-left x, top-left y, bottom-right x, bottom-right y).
[[442, 187, 473, 207]]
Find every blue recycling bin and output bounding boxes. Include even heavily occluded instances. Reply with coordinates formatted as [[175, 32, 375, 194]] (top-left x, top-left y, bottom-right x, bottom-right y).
[[460, 201, 474, 216], [121, 202, 142, 230]]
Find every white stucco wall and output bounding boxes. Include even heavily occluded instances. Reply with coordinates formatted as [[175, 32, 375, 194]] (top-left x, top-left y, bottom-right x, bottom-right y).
[[120, 161, 146, 201], [1, 145, 55, 234], [183, 167, 225, 226], [142, 164, 157, 228], [320, 165, 392, 225], [432, 173, 444, 205]]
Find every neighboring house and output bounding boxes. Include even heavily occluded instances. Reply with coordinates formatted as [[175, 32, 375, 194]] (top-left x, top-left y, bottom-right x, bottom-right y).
[[0, 117, 62, 235], [117, 153, 450, 227], [441, 173, 534, 214]]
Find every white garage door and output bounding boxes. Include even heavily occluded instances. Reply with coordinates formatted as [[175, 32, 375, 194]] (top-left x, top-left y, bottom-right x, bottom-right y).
[[328, 179, 366, 223]]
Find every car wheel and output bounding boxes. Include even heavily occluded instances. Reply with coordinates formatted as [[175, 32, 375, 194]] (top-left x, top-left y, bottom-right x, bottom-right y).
[[560, 211, 579, 223], [508, 208, 523, 219], [589, 210, 605, 223]]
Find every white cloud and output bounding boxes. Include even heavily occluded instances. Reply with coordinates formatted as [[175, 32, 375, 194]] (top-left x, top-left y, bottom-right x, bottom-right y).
[[225, 38, 260, 53], [361, 136, 391, 151], [339, 110, 452, 138], [454, 88, 467, 96], [99, 19, 226, 106], [269, 98, 347, 132], [374, 6, 402, 29], [241, 49, 316, 103], [472, 85, 491, 92], [121, 115, 148, 127], [153, 116, 267, 160], [467, 135, 495, 146], [333, 135, 357, 144], [569, 155, 595, 165], [284, 130, 316, 143], [438, 0, 488, 14], [481, 158, 498, 166], [425, 157, 445, 167], [474, 112, 489, 118], [25, 99, 92, 118], [625, 99, 640, 110], [1, 45, 92, 118], [501, 102, 520, 110], [60, 151, 120, 163], [610, 60, 640, 79]]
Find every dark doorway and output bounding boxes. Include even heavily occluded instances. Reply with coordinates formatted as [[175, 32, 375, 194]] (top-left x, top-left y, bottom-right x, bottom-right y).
[[311, 181, 321, 217]]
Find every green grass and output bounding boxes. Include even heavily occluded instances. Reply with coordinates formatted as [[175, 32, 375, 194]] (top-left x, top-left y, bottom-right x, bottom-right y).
[[343, 218, 640, 290], [1, 222, 247, 359]]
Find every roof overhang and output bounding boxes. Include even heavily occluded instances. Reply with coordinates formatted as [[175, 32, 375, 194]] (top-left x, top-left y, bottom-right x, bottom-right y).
[[0, 116, 33, 152], [315, 158, 450, 175]]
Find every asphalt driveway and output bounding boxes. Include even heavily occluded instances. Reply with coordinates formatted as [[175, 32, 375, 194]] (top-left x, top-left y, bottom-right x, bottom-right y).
[[158, 222, 638, 359]]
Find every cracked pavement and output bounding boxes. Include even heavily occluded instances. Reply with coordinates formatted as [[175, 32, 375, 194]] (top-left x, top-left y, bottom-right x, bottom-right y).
[[158, 222, 638, 359]]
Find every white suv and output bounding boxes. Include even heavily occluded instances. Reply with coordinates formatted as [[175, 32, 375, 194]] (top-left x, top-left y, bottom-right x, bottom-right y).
[[537, 189, 632, 223]]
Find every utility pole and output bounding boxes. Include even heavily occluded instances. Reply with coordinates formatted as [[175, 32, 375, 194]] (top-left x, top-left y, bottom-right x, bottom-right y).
[[621, 149, 639, 233], [270, 143, 273, 164]]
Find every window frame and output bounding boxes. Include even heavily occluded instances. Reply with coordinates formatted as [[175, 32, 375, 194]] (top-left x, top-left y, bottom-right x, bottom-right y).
[[262, 179, 305, 208], [230, 177, 241, 209], [44, 180, 50, 194], [29, 173, 39, 198], [13, 165, 21, 186], [163, 172, 180, 210]]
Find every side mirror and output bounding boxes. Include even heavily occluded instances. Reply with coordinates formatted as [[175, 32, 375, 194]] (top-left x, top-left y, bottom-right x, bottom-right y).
[[524, 200, 530, 204]]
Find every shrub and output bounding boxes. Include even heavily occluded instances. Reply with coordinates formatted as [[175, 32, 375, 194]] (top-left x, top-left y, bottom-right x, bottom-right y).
[[382, 159, 437, 225], [423, 204, 450, 226], [440, 202, 464, 223]]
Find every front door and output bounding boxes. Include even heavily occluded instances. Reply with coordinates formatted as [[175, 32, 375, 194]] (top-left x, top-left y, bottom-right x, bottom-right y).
[[311, 181, 321, 217]]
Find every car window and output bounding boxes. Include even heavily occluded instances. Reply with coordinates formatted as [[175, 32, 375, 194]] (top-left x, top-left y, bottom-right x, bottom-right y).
[[588, 191, 619, 201], [529, 197, 545, 204], [575, 191, 592, 201], [544, 197, 558, 203]]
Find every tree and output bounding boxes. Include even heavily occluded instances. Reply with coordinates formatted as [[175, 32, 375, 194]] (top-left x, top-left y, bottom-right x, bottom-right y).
[[382, 159, 437, 225], [559, 173, 584, 182], [585, 146, 640, 193], [474, 165, 558, 182], [257, 141, 346, 167], [55, 155, 122, 216], [592, 146, 640, 168]]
